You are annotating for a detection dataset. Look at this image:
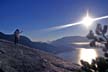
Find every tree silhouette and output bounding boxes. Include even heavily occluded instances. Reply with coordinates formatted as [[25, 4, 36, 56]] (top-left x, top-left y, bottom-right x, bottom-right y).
[[80, 24, 108, 72]]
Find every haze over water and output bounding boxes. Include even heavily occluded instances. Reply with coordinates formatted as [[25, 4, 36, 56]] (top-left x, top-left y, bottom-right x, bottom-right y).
[[57, 48, 104, 65]]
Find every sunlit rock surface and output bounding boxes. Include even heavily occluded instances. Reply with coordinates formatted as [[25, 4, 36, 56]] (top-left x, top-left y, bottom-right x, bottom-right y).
[[0, 39, 80, 72]]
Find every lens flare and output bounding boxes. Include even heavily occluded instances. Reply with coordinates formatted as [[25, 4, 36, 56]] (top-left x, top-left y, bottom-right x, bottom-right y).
[[42, 12, 108, 31], [94, 15, 108, 21], [82, 15, 93, 28], [81, 11, 94, 28], [45, 21, 81, 31]]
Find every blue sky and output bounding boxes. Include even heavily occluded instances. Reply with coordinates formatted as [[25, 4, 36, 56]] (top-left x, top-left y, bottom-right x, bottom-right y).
[[0, 0, 108, 42]]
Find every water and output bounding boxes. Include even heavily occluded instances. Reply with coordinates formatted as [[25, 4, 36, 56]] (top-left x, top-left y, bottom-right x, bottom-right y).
[[57, 48, 104, 65]]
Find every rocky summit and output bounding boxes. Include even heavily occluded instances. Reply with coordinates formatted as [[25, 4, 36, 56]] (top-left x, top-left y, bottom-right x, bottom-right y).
[[0, 39, 80, 72]]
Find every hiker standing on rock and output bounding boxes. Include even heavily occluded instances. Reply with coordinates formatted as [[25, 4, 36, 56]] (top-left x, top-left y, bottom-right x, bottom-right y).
[[14, 29, 22, 45]]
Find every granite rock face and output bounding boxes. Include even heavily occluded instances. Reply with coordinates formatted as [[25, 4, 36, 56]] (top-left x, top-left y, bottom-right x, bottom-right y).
[[0, 39, 81, 72]]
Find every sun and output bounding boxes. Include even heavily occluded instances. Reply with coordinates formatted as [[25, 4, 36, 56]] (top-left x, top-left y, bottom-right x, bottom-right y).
[[82, 12, 94, 28], [43, 10, 108, 31]]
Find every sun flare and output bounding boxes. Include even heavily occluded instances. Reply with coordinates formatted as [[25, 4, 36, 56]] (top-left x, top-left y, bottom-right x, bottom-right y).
[[82, 12, 94, 28], [43, 11, 108, 31]]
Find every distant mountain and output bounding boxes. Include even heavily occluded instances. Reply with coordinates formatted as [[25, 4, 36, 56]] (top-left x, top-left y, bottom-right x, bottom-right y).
[[0, 32, 58, 54], [0, 32, 90, 54], [50, 36, 89, 49], [0, 39, 80, 72]]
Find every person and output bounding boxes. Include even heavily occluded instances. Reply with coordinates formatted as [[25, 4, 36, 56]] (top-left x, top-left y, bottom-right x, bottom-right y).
[[14, 29, 22, 45]]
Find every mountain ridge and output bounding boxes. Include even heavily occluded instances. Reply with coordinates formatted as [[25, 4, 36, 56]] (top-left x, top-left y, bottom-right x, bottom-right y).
[[50, 36, 89, 49], [0, 32, 58, 54], [0, 32, 90, 54]]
